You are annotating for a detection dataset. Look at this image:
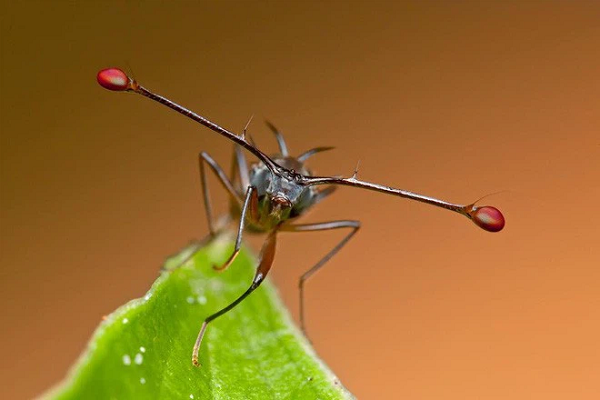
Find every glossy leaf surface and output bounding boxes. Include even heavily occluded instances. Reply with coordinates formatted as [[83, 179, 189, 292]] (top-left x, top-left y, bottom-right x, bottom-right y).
[[46, 237, 353, 400]]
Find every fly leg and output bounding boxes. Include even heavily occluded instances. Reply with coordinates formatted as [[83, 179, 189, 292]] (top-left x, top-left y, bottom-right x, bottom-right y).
[[230, 114, 253, 191], [192, 229, 278, 366], [280, 220, 360, 337], [212, 186, 258, 272], [163, 152, 241, 273], [199, 151, 242, 236], [213, 128, 258, 272], [229, 144, 250, 192]]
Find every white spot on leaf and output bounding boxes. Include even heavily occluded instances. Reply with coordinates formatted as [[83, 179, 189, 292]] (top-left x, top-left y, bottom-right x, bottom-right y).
[[134, 353, 143, 365], [122, 354, 131, 365]]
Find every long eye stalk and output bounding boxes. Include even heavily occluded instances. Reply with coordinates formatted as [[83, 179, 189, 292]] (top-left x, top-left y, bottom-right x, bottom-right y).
[[302, 175, 505, 232], [97, 68, 279, 172]]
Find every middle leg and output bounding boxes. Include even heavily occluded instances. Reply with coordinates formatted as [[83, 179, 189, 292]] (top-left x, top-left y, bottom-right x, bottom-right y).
[[192, 229, 278, 366], [280, 220, 360, 336]]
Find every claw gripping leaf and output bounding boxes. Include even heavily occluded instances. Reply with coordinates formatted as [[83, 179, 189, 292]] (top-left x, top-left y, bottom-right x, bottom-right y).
[[45, 237, 354, 399]]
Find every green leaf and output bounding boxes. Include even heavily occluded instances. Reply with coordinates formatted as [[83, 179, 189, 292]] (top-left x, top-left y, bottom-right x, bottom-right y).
[[45, 237, 354, 400]]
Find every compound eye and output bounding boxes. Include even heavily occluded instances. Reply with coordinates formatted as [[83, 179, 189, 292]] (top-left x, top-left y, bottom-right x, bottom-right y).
[[97, 68, 130, 91], [469, 206, 505, 232]]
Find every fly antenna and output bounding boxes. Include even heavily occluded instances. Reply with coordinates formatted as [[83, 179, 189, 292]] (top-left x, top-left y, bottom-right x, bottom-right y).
[[96, 68, 279, 172], [302, 174, 505, 232]]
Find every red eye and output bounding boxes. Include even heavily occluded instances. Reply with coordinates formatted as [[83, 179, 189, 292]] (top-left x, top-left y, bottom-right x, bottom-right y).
[[97, 68, 130, 91], [470, 206, 505, 232]]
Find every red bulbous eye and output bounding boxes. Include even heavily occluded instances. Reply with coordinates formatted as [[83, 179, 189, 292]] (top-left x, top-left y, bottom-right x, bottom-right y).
[[97, 68, 129, 91], [471, 206, 505, 232]]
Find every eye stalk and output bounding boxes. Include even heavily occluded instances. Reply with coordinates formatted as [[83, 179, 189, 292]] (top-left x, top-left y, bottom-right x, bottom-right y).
[[301, 175, 505, 232], [96, 67, 280, 173]]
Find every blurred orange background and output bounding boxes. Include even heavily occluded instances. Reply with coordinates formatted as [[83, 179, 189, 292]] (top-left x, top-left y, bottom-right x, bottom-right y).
[[1, 2, 599, 399]]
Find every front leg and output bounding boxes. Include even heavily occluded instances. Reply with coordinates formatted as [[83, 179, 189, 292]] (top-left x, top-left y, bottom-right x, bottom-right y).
[[213, 185, 258, 272], [192, 229, 278, 367]]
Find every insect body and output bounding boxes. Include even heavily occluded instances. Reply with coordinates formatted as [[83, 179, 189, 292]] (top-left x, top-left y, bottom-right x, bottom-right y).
[[97, 68, 505, 367]]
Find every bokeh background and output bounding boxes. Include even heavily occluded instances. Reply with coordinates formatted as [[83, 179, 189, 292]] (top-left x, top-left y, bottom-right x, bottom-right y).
[[2, 1, 599, 399]]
